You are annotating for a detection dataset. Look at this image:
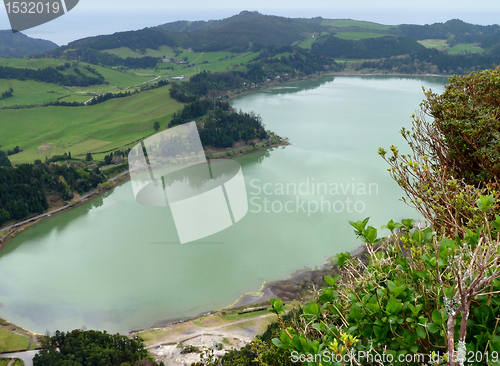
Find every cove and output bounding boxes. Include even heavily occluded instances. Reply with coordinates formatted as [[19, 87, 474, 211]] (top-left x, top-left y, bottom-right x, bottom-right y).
[[0, 75, 447, 334]]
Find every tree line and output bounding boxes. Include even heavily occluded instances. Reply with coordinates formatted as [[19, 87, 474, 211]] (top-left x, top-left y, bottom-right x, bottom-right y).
[[358, 48, 500, 74], [41, 46, 160, 68], [169, 47, 339, 103], [0, 86, 13, 99], [0, 65, 105, 87]]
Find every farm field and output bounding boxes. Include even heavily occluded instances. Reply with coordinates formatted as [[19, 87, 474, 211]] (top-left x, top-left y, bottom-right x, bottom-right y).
[[1, 86, 183, 165], [0, 57, 67, 69], [447, 43, 484, 54], [102, 45, 176, 59], [58, 94, 93, 103], [0, 79, 69, 107], [418, 39, 449, 49], [90, 65, 156, 88], [296, 37, 318, 49], [320, 19, 393, 30], [334, 32, 392, 40], [165, 52, 259, 77]]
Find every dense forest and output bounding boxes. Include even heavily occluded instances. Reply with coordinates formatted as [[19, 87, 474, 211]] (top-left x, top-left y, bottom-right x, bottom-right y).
[[397, 19, 500, 45], [0, 161, 105, 225], [358, 48, 500, 74], [199, 107, 268, 147], [312, 35, 425, 59], [169, 98, 268, 148], [34, 330, 164, 366]]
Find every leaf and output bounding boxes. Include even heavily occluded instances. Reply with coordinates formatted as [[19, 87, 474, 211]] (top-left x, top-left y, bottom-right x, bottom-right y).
[[303, 301, 320, 317], [319, 288, 334, 303], [272, 338, 284, 347], [312, 323, 322, 332], [385, 296, 402, 315], [381, 219, 403, 232], [349, 304, 362, 321], [270, 298, 284, 314], [363, 226, 378, 243], [333, 252, 351, 267], [477, 194, 495, 212], [401, 219, 414, 231], [324, 275, 339, 287], [416, 325, 426, 338], [427, 322, 441, 334], [431, 309, 445, 325]]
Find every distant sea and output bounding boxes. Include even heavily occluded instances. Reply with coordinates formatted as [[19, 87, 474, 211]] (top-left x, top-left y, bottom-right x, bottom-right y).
[[0, 7, 499, 47]]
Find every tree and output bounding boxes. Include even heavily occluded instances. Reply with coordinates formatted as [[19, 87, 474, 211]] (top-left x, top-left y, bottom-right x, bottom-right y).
[[153, 121, 160, 132], [33, 329, 165, 366], [86, 152, 93, 161], [376, 66, 500, 365], [0, 150, 11, 167], [379, 66, 500, 237]]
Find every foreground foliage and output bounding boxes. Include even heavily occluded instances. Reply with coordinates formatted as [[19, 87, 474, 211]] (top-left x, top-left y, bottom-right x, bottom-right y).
[[271, 211, 500, 365], [379, 67, 500, 238]]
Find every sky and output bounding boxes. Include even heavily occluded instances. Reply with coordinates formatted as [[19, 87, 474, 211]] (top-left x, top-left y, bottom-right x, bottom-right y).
[[1, 0, 500, 45]]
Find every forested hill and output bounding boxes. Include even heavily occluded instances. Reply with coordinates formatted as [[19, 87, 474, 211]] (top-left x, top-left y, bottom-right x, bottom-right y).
[[36, 12, 500, 72], [0, 30, 58, 57]]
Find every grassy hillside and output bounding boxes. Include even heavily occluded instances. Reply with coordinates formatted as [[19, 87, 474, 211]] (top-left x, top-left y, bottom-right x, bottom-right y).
[[1, 85, 183, 165], [334, 32, 394, 40], [0, 57, 166, 105], [102, 45, 176, 59], [320, 19, 393, 31], [417, 39, 449, 49], [447, 43, 484, 54], [0, 79, 69, 106]]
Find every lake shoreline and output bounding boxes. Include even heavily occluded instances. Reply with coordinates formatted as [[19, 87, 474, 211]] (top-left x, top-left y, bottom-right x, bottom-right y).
[[0, 74, 442, 342], [130, 244, 368, 336]]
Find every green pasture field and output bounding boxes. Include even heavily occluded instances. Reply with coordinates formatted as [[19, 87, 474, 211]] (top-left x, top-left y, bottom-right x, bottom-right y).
[[417, 39, 449, 49], [1, 86, 184, 165], [334, 32, 393, 40], [165, 52, 259, 77], [0, 328, 29, 353], [447, 43, 484, 54], [144, 45, 176, 58], [58, 94, 93, 103], [191, 51, 239, 63], [0, 57, 67, 69], [297, 37, 317, 49], [0, 79, 69, 107], [175, 49, 204, 63], [320, 19, 392, 31], [90, 65, 155, 88], [66, 84, 117, 94], [101, 47, 144, 58], [102, 45, 176, 59]]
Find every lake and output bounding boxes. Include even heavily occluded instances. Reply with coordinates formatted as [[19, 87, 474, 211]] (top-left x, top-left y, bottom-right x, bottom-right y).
[[0, 75, 447, 334]]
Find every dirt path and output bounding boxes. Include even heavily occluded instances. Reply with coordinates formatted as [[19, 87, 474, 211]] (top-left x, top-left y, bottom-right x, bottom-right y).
[[145, 313, 275, 349], [143, 313, 276, 366]]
